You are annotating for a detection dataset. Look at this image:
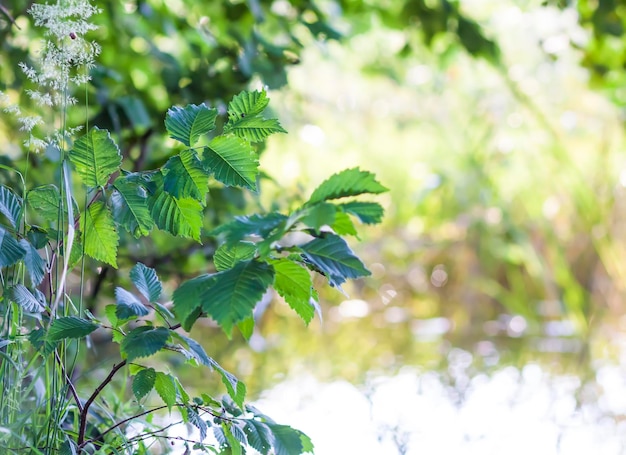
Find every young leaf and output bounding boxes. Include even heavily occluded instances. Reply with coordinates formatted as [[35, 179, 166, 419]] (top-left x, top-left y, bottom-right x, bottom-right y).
[[133, 367, 156, 400], [224, 90, 286, 142], [201, 260, 275, 337], [81, 201, 119, 267], [163, 150, 209, 201], [172, 274, 216, 331], [19, 239, 46, 286], [130, 262, 162, 303], [165, 104, 217, 147], [121, 326, 170, 362], [299, 234, 370, 288], [7, 284, 45, 313], [330, 211, 358, 236], [47, 317, 98, 341], [154, 372, 177, 412], [0, 227, 26, 267], [114, 287, 149, 320], [271, 259, 315, 325], [237, 316, 254, 341], [69, 127, 122, 188], [111, 178, 154, 238], [214, 241, 257, 271], [339, 201, 385, 224], [212, 212, 288, 244], [0, 185, 22, 228], [203, 136, 258, 191], [148, 173, 203, 241], [298, 202, 337, 232], [307, 168, 388, 205]]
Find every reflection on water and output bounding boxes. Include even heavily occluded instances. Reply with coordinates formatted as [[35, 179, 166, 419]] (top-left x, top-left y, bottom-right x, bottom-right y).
[[254, 364, 626, 454]]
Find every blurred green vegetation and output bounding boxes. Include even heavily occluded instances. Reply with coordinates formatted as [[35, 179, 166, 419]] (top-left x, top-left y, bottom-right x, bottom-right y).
[[3, 0, 626, 401]]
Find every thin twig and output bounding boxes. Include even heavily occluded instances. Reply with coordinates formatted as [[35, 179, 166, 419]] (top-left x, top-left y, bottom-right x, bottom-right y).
[[0, 3, 21, 30], [54, 350, 83, 414]]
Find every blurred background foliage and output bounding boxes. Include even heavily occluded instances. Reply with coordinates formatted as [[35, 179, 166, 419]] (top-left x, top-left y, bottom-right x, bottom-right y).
[[3, 0, 626, 404]]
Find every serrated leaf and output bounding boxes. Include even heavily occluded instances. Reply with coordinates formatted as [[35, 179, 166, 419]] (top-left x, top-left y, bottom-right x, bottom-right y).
[[339, 201, 385, 224], [104, 304, 119, 328], [175, 377, 190, 403], [237, 316, 254, 341], [133, 367, 156, 400], [20, 239, 46, 286], [308, 168, 388, 205], [130, 262, 162, 303], [271, 259, 314, 324], [300, 234, 370, 288], [213, 212, 287, 244], [115, 287, 149, 320], [154, 372, 177, 412], [0, 185, 22, 228], [81, 201, 119, 267], [121, 326, 170, 362], [201, 260, 275, 337], [203, 136, 258, 191], [187, 406, 208, 441], [267, 424, 311, 455], [224, 90, 286, 142], [172, 274, 216, 331], [244, 420, 273, 455], [111, 178, 154, 238], [229, 423, 248, 447], [214, 241, 257, 271], [29, 328, 57, 355], [165, 104, 217, 147], [147, 173, 203, 241], [48, 316, 98, 341], [69, 127, 122, 188], [222, 424, 243, 455], [0, 227, 26, 267], [163, 150, 209, 202], [7, 284, 45, 313]]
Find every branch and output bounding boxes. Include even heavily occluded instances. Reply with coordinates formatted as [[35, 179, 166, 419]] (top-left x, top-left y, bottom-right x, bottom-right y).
[[54, 350, 83, 414], [77, 360, 126, 445], [0, 3, 21, 30]]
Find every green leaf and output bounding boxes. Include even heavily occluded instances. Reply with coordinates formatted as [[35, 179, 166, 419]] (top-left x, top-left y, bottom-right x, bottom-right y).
[[59, 439, 77, 455], [187, 406, 208, 441], [29, 327, 57, 355], [300, 234, 370, 288], [20, 239, 46, 286], [115, 287, 149, 320], [213, 212, 287, 244], [299, 202, 337, 232], [237, 316, 254, 340], [267, 424, 312, 455], [330, 211, 358, 236], [121, 326, 170, 362], [172, 274, 215, 331], [104, 304, 119, 328], [340, 201, 385, 224], [0, 227, 26, 267], [111, 178, 154, 238], [130, 262, 162, 303], [69, 127, 122, 188], [154, 372, 177, 412], [226, 423, 247, 454], [81, 201, 119, 267], [165, 103, 217, 147], [201, 260, 275, 336], [7, 284, 45, 313], [271, 259, 314, 324], [203, 136, 258, 191], [224, 90, 286, 142], [0, 185, 22, 228], [48, 317, 98, 341], [133, 367, 156, 400], [148, 173, 203, 241], [163, 150, 209, 201], [308, 168, 388, 205], [214, 241, 257, 271], [26, 184, 78, 224], [244, 420, 273, 455]]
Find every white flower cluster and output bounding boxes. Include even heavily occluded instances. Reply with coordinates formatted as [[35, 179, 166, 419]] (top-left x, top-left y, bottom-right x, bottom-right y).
[[0, 0, 101, 152]]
